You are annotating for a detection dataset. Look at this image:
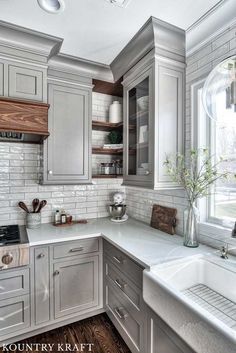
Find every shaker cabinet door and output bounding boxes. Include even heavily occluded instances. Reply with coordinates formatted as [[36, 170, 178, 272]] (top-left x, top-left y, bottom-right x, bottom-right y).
[[8, 65, 44, 101], [44, 83, 91, 184], [53, 256, 99, 319], [34, 247, 50, 325]]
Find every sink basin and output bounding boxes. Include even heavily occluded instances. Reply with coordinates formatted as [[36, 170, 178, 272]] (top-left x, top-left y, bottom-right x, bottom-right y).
[[143, 255, 236, 353]]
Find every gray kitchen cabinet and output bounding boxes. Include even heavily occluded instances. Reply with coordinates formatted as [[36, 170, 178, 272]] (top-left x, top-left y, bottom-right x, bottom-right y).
[[0, 62, 3, 96], [0, 295, 30, 338], [123, 51, 185, 189], [34, 246, 50, 326], [43, 82, 92, 184], [53, 255, 99, 319], [104, 240, 146, 353], [8, 64, 44, 101], [0, 268, 29, 301], [147, 308, 194, 353]]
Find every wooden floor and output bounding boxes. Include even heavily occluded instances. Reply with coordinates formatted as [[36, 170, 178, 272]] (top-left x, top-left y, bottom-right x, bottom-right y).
[[4, 314, 131, 353]]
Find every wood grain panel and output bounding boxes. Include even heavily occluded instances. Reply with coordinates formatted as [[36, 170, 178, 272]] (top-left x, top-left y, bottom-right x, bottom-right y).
[[13, 314, 131, 353], [93, 78, 123, 97], [0, 98, 49, 135]]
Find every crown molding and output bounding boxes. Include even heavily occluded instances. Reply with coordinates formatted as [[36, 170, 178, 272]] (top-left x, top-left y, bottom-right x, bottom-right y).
[[48, 53, 114, 83], [0, 20, 63, 64], [186, 0, 236, 57], [111, 16, 185, 81]]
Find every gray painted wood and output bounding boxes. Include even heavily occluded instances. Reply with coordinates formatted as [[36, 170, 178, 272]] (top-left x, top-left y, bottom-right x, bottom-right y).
[[53, 238, 99, 259], [53, 255, 99, 319], [0, 268, 29, 301], [123, 50, 185, 189], [0, 295, 30, 338], [104, 255, 141, 310], [0, 62, 3, 96], [34, 247, 50, 326], [8, 64, 43, 101], [104, 240, 143, 289], [43, 82, 91, 184], [147, 308, 194, 353]]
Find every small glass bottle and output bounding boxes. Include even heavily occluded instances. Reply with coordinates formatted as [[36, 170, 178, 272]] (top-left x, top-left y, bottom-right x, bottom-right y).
[[61, 210, 67, 224], [54, 210, 61, 225]]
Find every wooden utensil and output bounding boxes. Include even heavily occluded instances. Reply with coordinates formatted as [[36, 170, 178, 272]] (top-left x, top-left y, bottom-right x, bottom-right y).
[[18, 201, 30, 213], [150, 204, 177, 235], [32, 198, 40, 213], [37, 200, 47, 213]]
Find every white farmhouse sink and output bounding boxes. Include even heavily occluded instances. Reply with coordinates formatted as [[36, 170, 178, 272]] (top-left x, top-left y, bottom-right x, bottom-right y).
[[143, 255, 236, 353]]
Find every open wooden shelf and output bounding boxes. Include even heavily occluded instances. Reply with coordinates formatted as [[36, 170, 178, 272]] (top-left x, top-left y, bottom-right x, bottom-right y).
[[92, 174, 123, 179], [92, 120, 123, 131], [92, 147, 123, 155]]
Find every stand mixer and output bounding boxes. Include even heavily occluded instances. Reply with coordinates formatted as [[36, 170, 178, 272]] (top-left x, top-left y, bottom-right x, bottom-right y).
[[109, 192, 128, 223]]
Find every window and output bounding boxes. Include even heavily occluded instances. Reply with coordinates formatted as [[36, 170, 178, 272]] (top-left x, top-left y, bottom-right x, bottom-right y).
[[192, 80, 236, 228]]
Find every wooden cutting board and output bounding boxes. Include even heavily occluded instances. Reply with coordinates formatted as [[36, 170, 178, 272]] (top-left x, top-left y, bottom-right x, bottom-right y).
[[150, 204, 177, 235]]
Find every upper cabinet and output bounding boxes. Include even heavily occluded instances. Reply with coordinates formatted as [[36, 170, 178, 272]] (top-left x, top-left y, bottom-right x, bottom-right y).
[[0, 59, 47, 102], [121, 18, 185, 189], [42, 57, 93, 185], [123, 55, 184, 189], [43, 82, 92, 184]]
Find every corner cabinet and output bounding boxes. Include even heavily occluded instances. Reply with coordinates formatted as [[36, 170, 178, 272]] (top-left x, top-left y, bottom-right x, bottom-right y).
[[123, 52, 185, 189], [42, 81, 92, 184]]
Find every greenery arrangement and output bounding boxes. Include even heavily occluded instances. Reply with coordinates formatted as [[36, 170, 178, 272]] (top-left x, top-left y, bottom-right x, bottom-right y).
[[107, 130, 122, 144], [164, 149, 230, 205]]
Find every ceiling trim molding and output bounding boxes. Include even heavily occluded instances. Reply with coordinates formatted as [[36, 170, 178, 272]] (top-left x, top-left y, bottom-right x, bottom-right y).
[[111, 16, 185, 81], [48, 53, 114, 83], [186, 0, 236, 57], [0, 20, 63, 64]]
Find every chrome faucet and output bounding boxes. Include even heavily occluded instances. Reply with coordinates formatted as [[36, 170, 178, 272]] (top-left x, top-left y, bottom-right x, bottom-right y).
[[220, 245, 228, 259]]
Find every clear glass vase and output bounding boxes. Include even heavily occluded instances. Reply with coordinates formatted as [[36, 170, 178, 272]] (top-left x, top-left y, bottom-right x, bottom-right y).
[[183, 202, 199, 248]]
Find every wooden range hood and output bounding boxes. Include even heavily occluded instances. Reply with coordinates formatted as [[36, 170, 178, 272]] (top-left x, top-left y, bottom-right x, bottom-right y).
[[0, 98, 50, 143]]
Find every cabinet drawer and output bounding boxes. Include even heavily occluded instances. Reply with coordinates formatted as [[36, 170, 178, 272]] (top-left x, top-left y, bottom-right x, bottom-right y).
[[106, 283, 143, 352], [53, 238, 99, 259], [104, 241, 143, 288], [0, 295, 30, 337], [105, 256, 141, 310], [0, 268, 29, 301]]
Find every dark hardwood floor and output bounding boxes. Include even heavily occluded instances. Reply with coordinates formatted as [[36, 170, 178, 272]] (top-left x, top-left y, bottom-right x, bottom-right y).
[[2, 314, 131, 353]]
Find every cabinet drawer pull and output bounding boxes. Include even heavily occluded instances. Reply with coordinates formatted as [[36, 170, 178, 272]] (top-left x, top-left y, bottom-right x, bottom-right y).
[[54, 270, 60, 276], [114, 307, 128, 320], [38, 253, 45, 258], [69, 247, 84, 253], [113, 256, 124, 264], [115, 279, 127, 290]]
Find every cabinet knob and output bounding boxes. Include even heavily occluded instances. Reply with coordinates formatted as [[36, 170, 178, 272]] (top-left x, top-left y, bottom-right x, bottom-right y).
[[38, 253, 45, 258], [145, 170, 150, 175], [114, 307, 128, 320], [2, 253, 13, 265], [54, 270, 60, 276], [48, 170, 53, 175]]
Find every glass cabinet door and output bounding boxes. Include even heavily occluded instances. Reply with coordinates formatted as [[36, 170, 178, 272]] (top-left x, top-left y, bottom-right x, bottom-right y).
[[127, 76, 150, 177]]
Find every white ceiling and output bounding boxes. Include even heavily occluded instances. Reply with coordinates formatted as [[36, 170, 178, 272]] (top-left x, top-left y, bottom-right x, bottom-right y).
[[0, 0, 222, 65]]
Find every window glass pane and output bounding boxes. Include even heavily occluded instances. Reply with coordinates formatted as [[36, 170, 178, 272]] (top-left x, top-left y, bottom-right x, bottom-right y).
[[210, 91, 236, 220]]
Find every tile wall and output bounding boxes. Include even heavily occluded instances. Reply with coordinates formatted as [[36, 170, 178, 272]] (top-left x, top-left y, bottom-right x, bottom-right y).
[[0, 92, 124, 226]]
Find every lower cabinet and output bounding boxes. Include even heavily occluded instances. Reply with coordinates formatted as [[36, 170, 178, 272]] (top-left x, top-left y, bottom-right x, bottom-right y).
[[53, 255, 99, 319], [147, 308, 195, 353]]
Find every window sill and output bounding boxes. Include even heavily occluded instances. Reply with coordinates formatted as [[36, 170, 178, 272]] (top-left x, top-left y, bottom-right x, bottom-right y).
[[199, 222, 236, 247]]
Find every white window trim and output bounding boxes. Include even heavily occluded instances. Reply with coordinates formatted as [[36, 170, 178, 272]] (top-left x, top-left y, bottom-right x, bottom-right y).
[[191, 78, 236, 244]]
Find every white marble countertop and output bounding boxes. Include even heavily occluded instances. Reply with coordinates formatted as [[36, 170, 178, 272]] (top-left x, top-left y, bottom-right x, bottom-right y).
[[27, 217, 214, 268]]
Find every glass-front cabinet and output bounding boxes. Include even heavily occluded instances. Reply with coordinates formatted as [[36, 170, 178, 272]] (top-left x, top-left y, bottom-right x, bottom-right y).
[[123, 56, 184, 189], [123, 68, 153, 187]]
